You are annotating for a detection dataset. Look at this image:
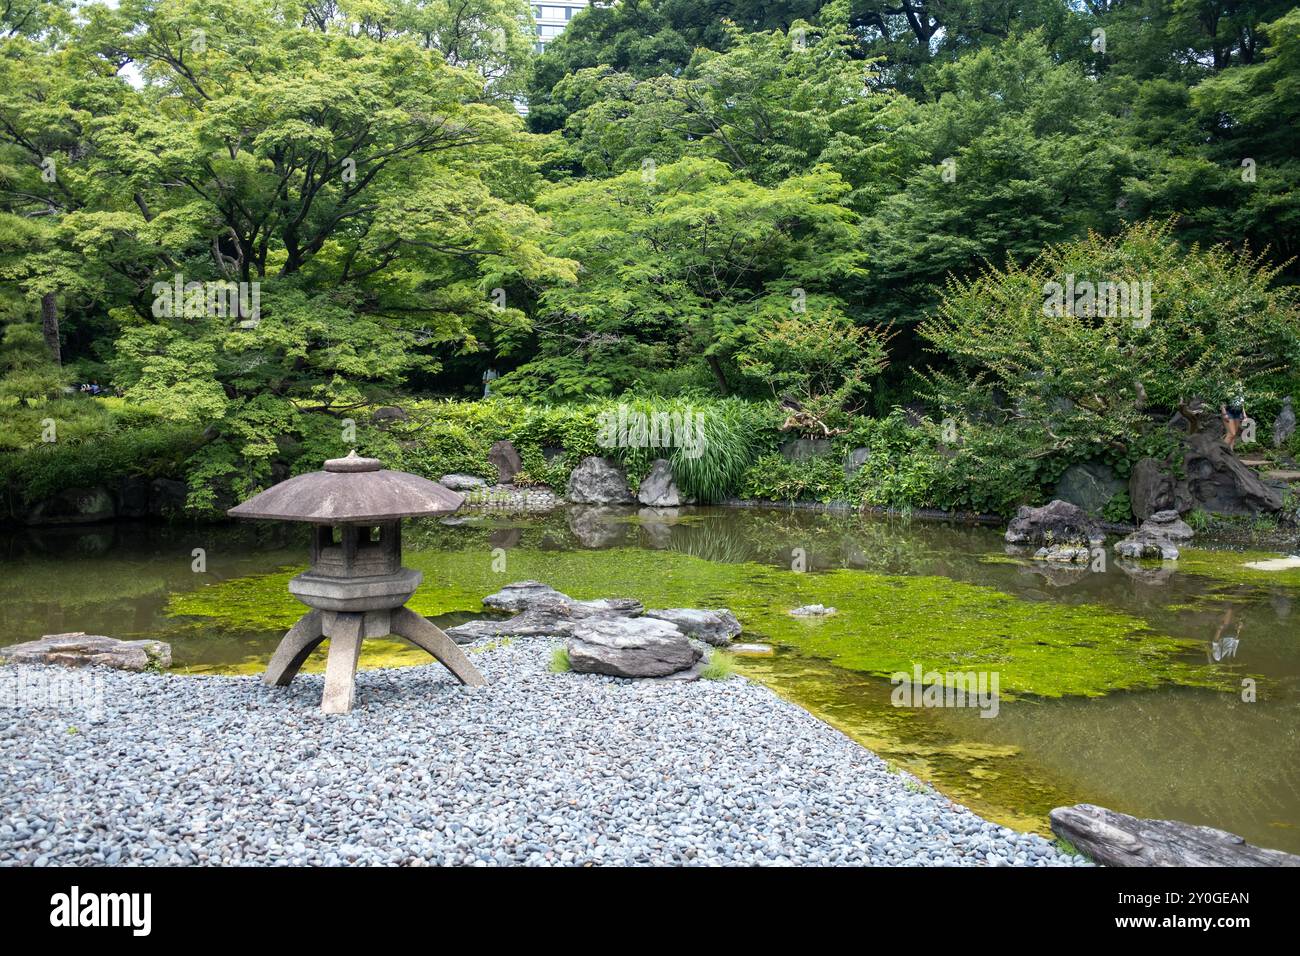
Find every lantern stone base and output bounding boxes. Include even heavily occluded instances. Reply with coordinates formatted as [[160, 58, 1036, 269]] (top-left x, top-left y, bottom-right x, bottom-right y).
[[265, 590, 487, 714]]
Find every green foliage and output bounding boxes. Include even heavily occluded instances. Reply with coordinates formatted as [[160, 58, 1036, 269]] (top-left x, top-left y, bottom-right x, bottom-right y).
[[699, 649, 735, 681], [549, 645, 571, 673], [740, 453, 849, 504], [0, 412, 200, 506], [1103, 491, 1134, 525], [919, 221, 1300, 461], [522, 155, 869, 399]]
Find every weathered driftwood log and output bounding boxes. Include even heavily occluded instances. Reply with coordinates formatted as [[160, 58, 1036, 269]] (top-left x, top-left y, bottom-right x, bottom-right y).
[[1050, 804, 1300, 867]]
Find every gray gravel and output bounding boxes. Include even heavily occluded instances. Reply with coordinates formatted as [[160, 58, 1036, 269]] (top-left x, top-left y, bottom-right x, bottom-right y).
[[0, 643, 1090, 866]]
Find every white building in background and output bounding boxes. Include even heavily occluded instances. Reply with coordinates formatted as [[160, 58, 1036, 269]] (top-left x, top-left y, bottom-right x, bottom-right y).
[[518, 3, 593, 114], [531, 3, 592, 54]]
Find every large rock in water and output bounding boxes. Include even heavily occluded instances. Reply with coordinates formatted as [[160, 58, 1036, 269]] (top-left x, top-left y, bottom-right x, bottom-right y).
[[1182, 431, 1282, 515], [1053, 462, 1125, 515], [1050, 804, 1300, 867], [565, 456, 635, 504], [1142, 509, 1194, 542], [1113, 509, 1195, 561], [567, 617, 701, 678], [1005, 500, 1102, 546], [1, 633, 172, 671], [644, 608, 741, 646], [637, 459, 681, 507], [488, 440, 523, 484]]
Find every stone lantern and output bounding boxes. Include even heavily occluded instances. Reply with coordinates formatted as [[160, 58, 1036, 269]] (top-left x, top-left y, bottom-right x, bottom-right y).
[[228, 451, 485, 713]]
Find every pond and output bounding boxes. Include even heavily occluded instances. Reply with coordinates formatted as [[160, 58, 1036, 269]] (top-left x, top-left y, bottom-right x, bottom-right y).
[[3, 506, 1298, 852]]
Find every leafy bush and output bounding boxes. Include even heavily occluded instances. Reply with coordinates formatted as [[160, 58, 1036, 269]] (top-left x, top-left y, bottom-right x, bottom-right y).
[[739, 453, 849, 503]]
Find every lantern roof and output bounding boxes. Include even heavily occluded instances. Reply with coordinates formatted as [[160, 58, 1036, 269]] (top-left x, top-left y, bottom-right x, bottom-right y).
[[227, 451, 464, 524]]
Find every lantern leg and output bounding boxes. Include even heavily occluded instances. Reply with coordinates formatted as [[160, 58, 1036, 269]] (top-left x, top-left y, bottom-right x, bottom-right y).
[[264, 610, 325, 687], [392, 607, 487, 687], [321, 612, 366, 714]]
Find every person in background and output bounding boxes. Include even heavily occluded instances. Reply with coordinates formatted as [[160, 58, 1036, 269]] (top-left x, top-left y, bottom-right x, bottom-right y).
[[1221, 384, 1246, 451]]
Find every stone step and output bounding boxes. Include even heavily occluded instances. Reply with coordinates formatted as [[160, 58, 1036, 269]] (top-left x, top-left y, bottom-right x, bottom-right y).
[[1261, 469, 1300, 482], [1239, 457, 1271, 467]]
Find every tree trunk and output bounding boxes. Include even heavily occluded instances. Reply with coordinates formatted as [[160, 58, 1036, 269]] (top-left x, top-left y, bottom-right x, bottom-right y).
[[706, 354, 730, 396], [40, 292, 61, 366]]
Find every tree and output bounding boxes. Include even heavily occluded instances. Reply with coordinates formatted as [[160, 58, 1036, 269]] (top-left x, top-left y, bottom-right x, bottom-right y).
[[553, 5, 914, 211], [498, 156, 871, 400], [525, 0, 823, 133], [2, 0, 577, 507], [918, 221, 1300, 459]]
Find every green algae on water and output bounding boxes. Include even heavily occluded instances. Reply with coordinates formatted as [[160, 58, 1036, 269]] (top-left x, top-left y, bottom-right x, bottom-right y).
[[168, 546, 1227, 699]]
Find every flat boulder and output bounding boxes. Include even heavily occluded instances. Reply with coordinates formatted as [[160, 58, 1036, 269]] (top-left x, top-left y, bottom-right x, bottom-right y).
[[790, 604, 836, 617], [1, 633, 171, 671], [567, 616, 701, 678], [1005, 499, 1102, 546], [1050, 804, 1300, 867], [447, 607, 583, 643], [637, 459, 682, 507], [644, 608, 741, 646], [439, 473, 487, 491], [1114, 531, 1179, 561], [565, 456, 635, 505], [482, 580, 573, 613]]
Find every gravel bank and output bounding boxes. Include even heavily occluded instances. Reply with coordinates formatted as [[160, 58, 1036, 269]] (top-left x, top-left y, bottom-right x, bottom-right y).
[[0, 643, 1089, 866]]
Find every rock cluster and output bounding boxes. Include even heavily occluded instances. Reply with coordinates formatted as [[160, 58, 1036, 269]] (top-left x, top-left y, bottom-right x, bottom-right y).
[[448, 580, 742, 678], [439, 473, 488, 491], [1113, 509, 1194, 561], [1130, 431, 1282, 519]]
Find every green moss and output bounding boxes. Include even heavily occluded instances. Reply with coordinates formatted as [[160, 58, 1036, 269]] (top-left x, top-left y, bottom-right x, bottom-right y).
[[549, 646, 571, 673], [169, 546, 1228, 699], [1174, 547, 1300, 590]]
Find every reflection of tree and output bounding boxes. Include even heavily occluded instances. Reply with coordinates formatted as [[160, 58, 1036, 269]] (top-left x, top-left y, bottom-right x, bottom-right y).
[[0, 522, 307, 640]]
